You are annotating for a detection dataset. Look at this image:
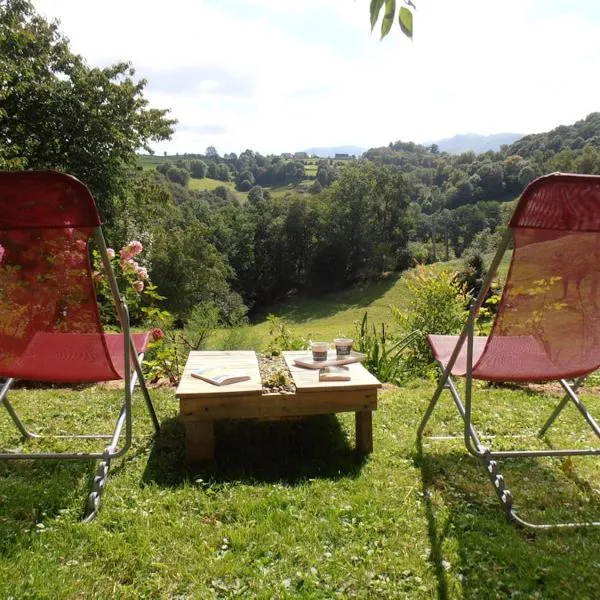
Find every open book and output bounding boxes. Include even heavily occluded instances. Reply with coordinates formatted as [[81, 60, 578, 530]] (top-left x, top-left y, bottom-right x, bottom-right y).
[[319, 365, 351, 382], [191, 366, 251, 386]]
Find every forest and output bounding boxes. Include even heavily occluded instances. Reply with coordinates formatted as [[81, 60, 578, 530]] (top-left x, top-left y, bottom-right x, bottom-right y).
[[3, 0, 600, 328]]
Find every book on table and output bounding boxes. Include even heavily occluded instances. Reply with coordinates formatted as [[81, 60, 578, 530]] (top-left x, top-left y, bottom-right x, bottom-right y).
[[319, 365, 351, 382], [191, 366, 251, 386]]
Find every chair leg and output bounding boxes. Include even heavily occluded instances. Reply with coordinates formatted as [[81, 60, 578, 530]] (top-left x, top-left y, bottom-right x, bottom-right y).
[[133, 353, 160, 434], [83, 449, 112, 523], [420, 371, 600, 529], [0, 378, 38, 439], [417, 369, 448, 439], [538, 376, 586, 436]]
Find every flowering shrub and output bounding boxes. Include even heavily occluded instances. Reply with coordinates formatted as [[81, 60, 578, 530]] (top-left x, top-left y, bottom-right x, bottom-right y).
[[93, 240, 229, 386], [93, 240, 162, 327]]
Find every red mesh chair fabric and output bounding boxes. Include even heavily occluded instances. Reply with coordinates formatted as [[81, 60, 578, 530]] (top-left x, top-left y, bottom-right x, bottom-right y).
[[0, 171, 147, 382], [429, 173, 600, 382]]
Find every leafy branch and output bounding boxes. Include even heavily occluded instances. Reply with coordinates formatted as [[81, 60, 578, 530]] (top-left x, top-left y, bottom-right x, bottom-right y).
[[370, 0, 415, 40]]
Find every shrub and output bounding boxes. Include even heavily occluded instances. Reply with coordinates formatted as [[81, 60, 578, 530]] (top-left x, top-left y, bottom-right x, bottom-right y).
[[93, 240, 158, 327], [143, 300, 222, 385], [220, 326, 262, 351], [265, 314, 308, 355], [392, 267, 469, 377]]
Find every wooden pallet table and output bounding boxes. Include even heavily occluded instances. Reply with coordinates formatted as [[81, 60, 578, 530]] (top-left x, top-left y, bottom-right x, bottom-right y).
[[175, 350, 382, 464]]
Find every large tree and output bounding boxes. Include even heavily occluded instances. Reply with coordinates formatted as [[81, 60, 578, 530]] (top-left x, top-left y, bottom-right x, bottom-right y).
[[0, 0, 175, 226]]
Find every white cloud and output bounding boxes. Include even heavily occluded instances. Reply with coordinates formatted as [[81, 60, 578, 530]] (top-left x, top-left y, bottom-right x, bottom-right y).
[[32, 0, 600, 154]]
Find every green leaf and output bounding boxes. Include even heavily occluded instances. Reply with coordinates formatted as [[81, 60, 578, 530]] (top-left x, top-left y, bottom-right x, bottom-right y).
[[381, 0, 396, 39], [369, 0, 385, 31], [399, 6, 413, 38]]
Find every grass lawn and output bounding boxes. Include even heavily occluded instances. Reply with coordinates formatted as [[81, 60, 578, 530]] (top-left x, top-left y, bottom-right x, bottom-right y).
[[2, 378, 600, 597], [136, 154, 174, 170], [3, 254, 595, 599]]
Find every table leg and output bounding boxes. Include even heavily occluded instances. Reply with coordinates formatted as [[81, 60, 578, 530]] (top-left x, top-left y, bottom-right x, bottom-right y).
[[184, 419, 215, 464], [355, 410, 373, 453]]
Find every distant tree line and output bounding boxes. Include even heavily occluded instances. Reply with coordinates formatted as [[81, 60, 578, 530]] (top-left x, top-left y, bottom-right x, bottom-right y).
[[156, 148, 308, 191]]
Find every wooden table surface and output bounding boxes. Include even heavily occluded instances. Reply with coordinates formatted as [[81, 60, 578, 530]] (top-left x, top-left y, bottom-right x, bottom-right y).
[[283, 351, 382, 391], [176, 350, 262, 398]]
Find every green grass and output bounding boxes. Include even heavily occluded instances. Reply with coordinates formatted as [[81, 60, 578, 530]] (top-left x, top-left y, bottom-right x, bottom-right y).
[[244, 272, 409, 344], [187, 177, 244, 199], [2, 377, 600, 597], [136, 154, 174, 170], [6, 254, 595, 599], [186, 178, 315, 201], [238, 251, 511, 347]]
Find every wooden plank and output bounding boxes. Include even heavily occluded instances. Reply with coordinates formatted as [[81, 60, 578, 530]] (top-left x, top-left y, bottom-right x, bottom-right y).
[[176, 350, 262, 398], [180, 389, 377, 420], [283, 351, 382, 392]]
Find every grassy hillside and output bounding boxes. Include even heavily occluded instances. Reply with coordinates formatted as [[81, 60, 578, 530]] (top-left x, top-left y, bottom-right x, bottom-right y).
[[212, 251, 512, 350], [187, 176, 245, 199], [137, 153, 173, 169]]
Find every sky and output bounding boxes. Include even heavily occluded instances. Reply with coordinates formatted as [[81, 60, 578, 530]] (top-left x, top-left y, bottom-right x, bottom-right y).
[[32, 0, 600, 156]]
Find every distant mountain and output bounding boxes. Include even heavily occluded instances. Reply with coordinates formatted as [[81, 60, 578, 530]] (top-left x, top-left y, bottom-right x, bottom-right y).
[[303, 145, 365, 158], [426, 133, 524, 154]]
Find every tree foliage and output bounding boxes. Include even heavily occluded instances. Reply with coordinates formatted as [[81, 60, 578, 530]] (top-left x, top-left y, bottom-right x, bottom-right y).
[[0, 0, 175, 226]]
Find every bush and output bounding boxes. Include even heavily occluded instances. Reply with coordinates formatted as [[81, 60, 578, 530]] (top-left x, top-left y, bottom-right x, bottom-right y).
[[392, 267, 469, 377], [265, 315, 308, 355], [142, 300, 223, 385]]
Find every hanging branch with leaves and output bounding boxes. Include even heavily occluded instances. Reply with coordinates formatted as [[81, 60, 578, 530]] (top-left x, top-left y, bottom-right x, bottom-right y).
[[369, 0, 415, 40]]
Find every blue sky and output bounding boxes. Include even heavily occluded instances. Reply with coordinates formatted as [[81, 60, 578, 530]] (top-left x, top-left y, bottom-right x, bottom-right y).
[[33, 0, 600, 155]]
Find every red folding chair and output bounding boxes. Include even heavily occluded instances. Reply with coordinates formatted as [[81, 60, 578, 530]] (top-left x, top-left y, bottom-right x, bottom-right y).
[[0, 171, 160, 521], [418, 173, 600, 529]]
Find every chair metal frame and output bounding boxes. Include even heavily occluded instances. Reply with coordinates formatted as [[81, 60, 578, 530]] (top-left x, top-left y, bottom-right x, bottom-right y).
[[417, 174, 600, 530], [0, 174, 160, 522]]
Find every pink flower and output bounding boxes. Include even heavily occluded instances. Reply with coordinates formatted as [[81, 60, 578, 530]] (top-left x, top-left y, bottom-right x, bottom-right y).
[[94, 272, 104, 281], [119, 240, 143, 261], [151, 328, 164, 341], [127, 240, 143, 256], [133, 280, 144, 293], [75, 239, 87, 252], [107, 248, 115, 260], [120, 258, 136, 273], [135, 265, 148, 280], [120, 248, 132, 261], [0, 244, 5, 264]]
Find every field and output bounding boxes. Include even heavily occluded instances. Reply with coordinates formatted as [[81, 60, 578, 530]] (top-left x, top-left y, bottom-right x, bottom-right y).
[[244, 272, 409, 344], [137, 154, 173, 170], [2, 257, 600, 598], [187, 176, 247, 201]]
